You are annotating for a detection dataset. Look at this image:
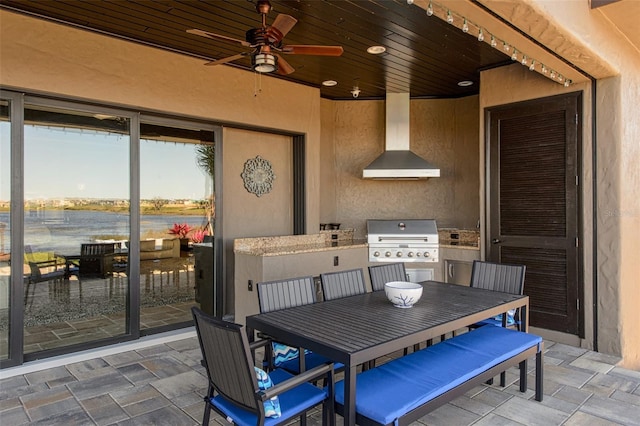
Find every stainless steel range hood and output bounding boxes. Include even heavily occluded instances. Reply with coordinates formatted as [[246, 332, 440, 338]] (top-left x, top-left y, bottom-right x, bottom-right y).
[[362, 93, 440, 179]]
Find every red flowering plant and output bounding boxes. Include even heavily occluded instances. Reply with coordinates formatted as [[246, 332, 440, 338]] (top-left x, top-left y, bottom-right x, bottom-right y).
[[191, 228, 209, 243], [168, 223, 192, 239]]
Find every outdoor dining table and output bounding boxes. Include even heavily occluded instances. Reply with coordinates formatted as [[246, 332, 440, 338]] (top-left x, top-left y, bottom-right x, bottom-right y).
[[245, 280, 529, 426]]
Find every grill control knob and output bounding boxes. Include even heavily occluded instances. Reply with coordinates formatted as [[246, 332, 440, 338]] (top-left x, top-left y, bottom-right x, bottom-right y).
[[407, 252, 414, 258], [416, 252, 422, 257], [423, 252, 431, 258], [385, 251, 392, 257], [373, 251, 380, 257], [396, 251, 403, 257]]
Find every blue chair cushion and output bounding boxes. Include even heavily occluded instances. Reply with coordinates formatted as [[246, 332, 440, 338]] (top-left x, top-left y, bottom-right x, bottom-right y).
[[474, 309, 518, 328], [493, 309, 516, 325], [273, 342, 344, 373], [272, 342, 309, 366], [211, 369, 328, 426], [278, 350, 344, 373], [255, 367, 281, 418], [334, 326, 542, 425]]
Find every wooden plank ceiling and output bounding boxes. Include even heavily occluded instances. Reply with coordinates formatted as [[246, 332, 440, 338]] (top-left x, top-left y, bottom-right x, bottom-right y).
[[0, 0, 513, 99]]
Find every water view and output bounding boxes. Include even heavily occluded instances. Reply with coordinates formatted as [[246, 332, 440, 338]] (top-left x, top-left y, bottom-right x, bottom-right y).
[[0, 210, 207, 254]]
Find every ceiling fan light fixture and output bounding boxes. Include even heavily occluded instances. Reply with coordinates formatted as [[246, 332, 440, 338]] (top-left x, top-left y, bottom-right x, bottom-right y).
[[252, 52, 277, 73], [367, 45, 386, 54]]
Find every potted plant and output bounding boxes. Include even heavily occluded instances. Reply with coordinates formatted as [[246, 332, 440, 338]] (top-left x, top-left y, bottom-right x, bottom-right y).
[[191, 228, 209, 244], [168, 223, 192, 251]]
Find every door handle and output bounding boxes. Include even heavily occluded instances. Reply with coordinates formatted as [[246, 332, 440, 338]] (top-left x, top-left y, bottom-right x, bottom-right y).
[[491, 238, 501, 244]]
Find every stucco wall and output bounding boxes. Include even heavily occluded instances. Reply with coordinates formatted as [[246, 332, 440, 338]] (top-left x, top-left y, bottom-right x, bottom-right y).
[[222, 128, 293, 311], [475, 0, 640, 370], [526, 0, 640, 373], [0, 10, 321, 234], [481, 49, 640, 370], [0, 10, 324, 318], [322, 96, 480, 238]]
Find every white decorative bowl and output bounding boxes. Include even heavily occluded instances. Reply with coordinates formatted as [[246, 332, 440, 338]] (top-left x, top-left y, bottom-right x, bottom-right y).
[[384, 281, 423, 308]]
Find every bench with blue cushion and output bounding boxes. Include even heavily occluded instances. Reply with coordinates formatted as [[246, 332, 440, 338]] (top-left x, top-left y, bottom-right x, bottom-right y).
[[334, 325, 543, 426]]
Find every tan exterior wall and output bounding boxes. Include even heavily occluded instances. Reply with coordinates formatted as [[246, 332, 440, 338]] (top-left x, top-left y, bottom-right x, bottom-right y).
[[0, 9, 321, 234], [222, 128, 294, 311], [0, 10, 321, 317], [526, 0, 640, 373], [322, 97, 480, 239], [319, 98, 338, 225], [476, 0, 640, 369], [2, 0, 638, 368]]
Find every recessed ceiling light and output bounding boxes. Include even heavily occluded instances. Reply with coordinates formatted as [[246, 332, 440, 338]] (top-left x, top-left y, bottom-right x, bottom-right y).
[[322, 80, 338, 87], [457, 80, 474, 87], [367, 45, 386, 54]]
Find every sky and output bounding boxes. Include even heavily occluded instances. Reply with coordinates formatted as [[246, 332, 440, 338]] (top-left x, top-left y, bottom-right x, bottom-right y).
[[1, 123, 211, 201]]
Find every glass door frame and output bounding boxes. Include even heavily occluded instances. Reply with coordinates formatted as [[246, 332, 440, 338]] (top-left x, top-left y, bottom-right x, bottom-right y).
[[137, 113, 221, 336], [1, 91, 224, 368], [1, 90, 24, 368]]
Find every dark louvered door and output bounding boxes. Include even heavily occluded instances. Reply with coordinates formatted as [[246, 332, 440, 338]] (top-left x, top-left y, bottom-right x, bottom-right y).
[[486, 93, 582, 336]]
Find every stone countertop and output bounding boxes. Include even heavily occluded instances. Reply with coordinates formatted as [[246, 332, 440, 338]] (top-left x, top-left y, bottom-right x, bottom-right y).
[[234, 230, 366, 257], [234, 227, 480, 256], [235, 239, 368, 256], [438, 228, 480, 250]]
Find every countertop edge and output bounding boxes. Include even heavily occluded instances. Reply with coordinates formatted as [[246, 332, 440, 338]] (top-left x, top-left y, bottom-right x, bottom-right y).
[[235, 241, 479, 256], [235, 241, 368, 256]]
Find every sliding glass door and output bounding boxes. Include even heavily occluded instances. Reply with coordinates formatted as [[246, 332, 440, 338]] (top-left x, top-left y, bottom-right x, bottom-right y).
[[0, 99, 11, 361], [138, 119, 215, 330], [22, 104, 131, 354], [0, 91, 220, 367]]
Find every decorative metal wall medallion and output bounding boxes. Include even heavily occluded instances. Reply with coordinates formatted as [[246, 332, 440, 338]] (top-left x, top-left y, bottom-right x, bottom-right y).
[[241, 156, 275, 197]]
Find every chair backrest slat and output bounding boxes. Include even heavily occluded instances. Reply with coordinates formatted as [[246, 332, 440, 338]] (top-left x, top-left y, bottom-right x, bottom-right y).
[[320, 268, 367, 301], [469, 260, 525, 295], [191, 307, 260, 413], [257, 276, 316, 313], [81, 243, 115, 256], [368, 263, 407, 291]]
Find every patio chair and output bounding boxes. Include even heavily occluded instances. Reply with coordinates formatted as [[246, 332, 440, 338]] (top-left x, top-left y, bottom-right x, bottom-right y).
[[468, 260, 526, 387], [469, 260, 526, 331], [23, 253, 67, 306], [368, 262, 418, 358], [79, 243, 116, 278], [191, 307, 335, 426], [368, 262, 408, 291], [257, 276, 343, 374], [320, 268, 367, 301]]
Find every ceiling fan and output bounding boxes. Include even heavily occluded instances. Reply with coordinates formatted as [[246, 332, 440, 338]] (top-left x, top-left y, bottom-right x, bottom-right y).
[[187, 0, 344, 75]]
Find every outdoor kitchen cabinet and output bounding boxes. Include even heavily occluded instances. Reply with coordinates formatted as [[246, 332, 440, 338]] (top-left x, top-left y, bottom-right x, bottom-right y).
[[440, 246, 480, 286], [194, 242, 218, 317], [233, 236, 369, 325]]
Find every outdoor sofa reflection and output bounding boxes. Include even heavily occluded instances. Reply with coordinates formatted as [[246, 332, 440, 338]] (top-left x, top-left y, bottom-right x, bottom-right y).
[[126, 238, 181, 261]]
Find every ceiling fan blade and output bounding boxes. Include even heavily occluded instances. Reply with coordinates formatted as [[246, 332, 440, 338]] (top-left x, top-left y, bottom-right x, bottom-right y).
[[267, 14, 298, 42], [275, 54, 295, 75], [187, 29, 251, 47], [204, 52, 248, 66], [282, 45, 344, 56]]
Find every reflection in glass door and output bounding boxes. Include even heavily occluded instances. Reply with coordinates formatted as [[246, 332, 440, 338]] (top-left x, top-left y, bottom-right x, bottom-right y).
[[0, 99, 11, 360], [23, 105, 130, 354], [139, 121, 214, 330]]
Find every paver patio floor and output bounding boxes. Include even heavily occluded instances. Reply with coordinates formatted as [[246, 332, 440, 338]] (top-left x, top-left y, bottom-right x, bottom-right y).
[[1, 331, 639, 425]]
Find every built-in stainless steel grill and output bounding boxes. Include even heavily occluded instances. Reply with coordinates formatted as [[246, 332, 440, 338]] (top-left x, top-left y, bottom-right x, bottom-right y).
[[367, 219, 439, 263]]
